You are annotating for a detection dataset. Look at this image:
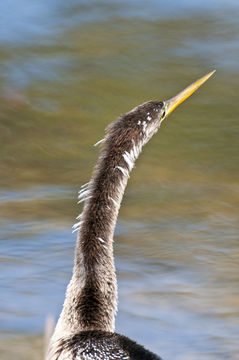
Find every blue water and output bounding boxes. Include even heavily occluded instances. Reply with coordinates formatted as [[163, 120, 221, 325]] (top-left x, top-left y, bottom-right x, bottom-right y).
[[1, 185, 239, 358], [1, 0, 239, 89], [1, 0, 239, 46], [1, 1, 239, 359]]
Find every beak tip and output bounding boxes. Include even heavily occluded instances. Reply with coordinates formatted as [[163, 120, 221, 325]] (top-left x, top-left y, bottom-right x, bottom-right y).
[[165, 69, 216, 117], [209, 69, 216, 77]]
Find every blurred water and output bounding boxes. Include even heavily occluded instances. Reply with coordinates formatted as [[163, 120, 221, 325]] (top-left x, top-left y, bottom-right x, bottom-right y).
[[0, 1, 239, 359]]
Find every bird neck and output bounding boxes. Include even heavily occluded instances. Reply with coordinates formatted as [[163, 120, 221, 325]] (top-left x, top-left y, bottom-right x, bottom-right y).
[[54, 133, 142, 339]]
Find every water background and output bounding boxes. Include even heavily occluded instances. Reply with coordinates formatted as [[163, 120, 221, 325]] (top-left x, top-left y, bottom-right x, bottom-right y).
[[0, 1, 239, 359]]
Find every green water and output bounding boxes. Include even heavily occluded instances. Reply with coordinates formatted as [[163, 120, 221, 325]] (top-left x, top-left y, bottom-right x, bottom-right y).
[[1, 1, 239, 359]]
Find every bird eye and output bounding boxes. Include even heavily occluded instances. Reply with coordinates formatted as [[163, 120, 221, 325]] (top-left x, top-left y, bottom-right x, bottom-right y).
[[162, 111, 166, 118]]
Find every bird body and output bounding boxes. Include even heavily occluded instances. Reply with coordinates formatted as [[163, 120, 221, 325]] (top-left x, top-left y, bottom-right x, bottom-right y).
[[51, 331, 161, 359], [47, 71, 215, 360]]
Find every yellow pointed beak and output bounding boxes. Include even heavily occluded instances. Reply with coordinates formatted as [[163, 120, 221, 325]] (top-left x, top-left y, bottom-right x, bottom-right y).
[[164, 70, 216, 117]]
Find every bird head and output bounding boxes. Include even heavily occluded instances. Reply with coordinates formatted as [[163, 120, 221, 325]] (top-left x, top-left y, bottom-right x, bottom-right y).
[[128, 70, 215, 139], [106, 70, 215, 157]]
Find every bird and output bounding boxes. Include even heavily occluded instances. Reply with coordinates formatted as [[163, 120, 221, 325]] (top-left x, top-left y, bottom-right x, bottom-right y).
[[47, 70, 215, 360]]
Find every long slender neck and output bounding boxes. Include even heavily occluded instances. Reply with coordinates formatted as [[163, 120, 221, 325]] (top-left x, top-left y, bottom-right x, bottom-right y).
[[53, 128, 143, 339]]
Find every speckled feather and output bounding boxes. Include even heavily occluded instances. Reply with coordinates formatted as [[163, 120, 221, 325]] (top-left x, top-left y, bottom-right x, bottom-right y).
[[53, 331, 161, 360]]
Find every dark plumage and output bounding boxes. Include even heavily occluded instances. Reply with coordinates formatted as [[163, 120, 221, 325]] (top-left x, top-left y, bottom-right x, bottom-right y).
[[56, 331, 162, 360], [47, 72, 215, 360]]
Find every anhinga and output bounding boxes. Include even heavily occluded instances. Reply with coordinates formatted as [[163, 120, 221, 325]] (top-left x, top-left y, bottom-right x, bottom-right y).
[[47, 70, 215, 360]]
